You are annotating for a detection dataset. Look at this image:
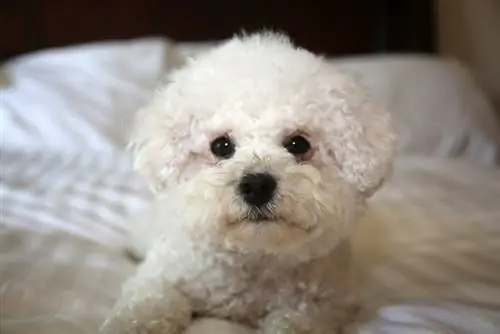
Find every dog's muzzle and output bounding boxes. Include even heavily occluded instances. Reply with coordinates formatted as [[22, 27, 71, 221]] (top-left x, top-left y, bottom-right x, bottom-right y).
[[238, 173, 277, 207]]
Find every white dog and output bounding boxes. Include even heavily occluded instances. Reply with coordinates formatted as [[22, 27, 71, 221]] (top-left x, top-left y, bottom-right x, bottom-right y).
[[101, 32, 395, 334]]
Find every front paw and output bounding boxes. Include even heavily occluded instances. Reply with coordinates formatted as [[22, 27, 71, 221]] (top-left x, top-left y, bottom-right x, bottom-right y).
[[259, 322, 310, 334], [100, 308, 189, 334], [100, 318, 186, 334], [260, 309, 356, 334], [260, 324, 354, 334], [259, 312, 308, 334]]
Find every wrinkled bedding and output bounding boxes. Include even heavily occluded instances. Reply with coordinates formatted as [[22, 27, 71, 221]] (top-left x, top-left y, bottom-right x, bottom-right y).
[[1, 38, 500, 334]]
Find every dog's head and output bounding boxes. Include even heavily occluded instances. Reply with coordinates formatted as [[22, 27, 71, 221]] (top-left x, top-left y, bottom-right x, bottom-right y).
[[130, 33, 396, 257]]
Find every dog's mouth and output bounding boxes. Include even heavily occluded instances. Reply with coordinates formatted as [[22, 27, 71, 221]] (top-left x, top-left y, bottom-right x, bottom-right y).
[[232, 207, 316, 235], [244, 207, 277, 223]]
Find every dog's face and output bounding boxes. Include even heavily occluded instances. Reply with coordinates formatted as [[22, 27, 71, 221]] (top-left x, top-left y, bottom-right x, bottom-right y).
[[130, 33, 395, 256], [175, 117, 362, 255]]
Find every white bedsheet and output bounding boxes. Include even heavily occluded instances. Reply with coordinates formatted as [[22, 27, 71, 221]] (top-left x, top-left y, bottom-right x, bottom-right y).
[[2, 38, 500, 334]]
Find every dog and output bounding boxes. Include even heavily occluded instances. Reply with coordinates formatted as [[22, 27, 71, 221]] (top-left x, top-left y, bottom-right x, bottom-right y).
[[100, 31, 395, 334]]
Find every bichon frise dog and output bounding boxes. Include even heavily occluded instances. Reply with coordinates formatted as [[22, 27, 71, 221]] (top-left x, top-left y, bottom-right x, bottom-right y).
[[101, 32, 395, 334]]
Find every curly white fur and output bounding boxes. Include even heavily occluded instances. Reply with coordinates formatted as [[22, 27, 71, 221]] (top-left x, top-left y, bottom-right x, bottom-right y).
[[101, 31, 395, 334]]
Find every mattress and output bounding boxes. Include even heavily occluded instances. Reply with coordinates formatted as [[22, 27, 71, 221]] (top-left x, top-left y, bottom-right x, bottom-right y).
[[2, 38, 500, 333]]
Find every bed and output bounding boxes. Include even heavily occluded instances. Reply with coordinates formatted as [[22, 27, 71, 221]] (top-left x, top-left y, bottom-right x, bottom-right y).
[[2, 36, 500, 334], [2, 2, 500, 332]]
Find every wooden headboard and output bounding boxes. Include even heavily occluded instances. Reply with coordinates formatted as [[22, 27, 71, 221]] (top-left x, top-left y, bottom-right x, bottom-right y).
[[1, 0, 434, 61]]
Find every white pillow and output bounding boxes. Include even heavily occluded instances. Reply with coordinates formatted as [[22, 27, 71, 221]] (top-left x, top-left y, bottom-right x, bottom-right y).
[[332, 55, 500, 164], [1, 37, 171, 153]]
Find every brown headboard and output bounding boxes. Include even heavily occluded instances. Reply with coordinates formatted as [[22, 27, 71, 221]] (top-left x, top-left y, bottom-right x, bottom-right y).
[[1, 0, 434, 61]]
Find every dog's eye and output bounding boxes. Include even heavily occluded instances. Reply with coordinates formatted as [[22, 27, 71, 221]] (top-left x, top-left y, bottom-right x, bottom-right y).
[[284, 135, 311, 156], [210, 136, 235, 159]]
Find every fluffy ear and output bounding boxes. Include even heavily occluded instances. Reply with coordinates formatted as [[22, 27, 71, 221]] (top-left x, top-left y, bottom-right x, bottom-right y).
[[321, 71, 397, 197], [128, 87, 194, 193]]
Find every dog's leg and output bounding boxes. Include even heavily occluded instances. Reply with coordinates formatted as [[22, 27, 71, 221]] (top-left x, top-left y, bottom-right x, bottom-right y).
[[259, 301, 359, 334], [186, 318, 255, 334], [100, 258, 192, 334]]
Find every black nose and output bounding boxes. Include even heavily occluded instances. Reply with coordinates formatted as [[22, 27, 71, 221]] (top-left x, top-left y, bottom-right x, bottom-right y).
[[238, 173, 277, 206]]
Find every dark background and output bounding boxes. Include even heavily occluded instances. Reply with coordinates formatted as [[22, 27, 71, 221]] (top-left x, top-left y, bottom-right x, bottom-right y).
[[0, 0, 435, 61]]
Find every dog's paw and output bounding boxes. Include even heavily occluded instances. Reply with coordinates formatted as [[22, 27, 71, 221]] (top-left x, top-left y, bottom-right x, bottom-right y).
[[259, 312, 308, 334], [338, 324, 358, 334], [185, 318, 255, 334], [260, 308, 356, 334], [260, 325, 354, 334], [100, 313, 186, 334]]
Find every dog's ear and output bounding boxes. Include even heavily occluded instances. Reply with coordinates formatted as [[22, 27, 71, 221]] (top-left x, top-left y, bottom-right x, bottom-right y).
[[128, 86, 194, 193], [320, 70, 397, 198]]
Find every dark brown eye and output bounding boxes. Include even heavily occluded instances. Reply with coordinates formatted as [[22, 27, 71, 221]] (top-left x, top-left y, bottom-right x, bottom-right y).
[[210, 136, 235, 159], [284, 135, 311, 156]]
